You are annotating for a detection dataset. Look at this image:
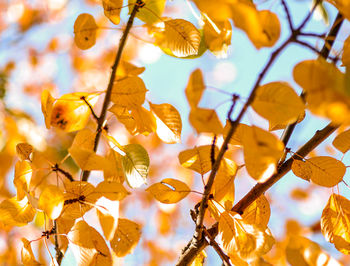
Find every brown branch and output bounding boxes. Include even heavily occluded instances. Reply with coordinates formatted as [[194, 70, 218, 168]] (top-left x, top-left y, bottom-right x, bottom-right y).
[[54, 221, 63, 265], [81, 1, 142, 181], [81, 95, 99, 122], [52, 163, 74, 182]]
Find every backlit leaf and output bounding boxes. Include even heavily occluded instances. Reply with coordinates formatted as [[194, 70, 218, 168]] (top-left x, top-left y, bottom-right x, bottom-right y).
[[163, 19, 201, 57], [68, 220, 112, 265], [41, 89, 55, 129], [122, 144, 150, 188], [21, 238, 40, 266], [191, 250, 207, 266], [189, 107, 223, 134], [103, 0, 123, 25], [332, 128, 350, 153], [223, 122, 251, 146], [104, 149, 126, 183], [73, 13, 98, 50], [185, 68, 205, 108], [50, 92, 99, 132], [38, 185, 64, 220], [91, 180, 130, 201], [111, 77, 147, 108], [129, 0, 166, 24], [96, 198, 119, 241], [321, 194, 350, 254], [146, 178, 190, 203], [242, 195, 270, 229], [0, 197, 35, 226], [178, 145, 218, 175], [342, 35, 350, 67], [16, 143, 33, 162], [14, 160, 32, 200], [252, 82, 305, 126], [292, 156, 345, 187], [150, 102, 182, 144], [110, 218, 142, 257], [69, 147, 110, 171], [70, 128, 96, 151]]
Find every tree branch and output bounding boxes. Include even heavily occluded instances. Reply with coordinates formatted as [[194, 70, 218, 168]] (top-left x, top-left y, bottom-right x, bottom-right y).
[[82, 1, 142, 181]]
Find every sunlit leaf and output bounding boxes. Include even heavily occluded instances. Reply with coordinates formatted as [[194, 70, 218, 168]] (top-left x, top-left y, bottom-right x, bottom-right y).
[[321, 194, 350, 254], [242, 195, 270, 229], [332, 128, 350, 153], [103, 0, 123, 25], [117, 61, 145, 77], [16, 143, 33, 162], [14, 161, 32, 200], [96, 198, 119, 241], [122, 144, 150, 188], [146, 178, 190, 203], [69, 147, 111, 171], [292, 156, 345, 187], [51, 92, 99, 132], [41, 89, 55, 129], [21, 238, 40, 266], [185, 68, 205, 108], [150, 102, 182, 144], [70, 128, 96, 151], [111, 76, 148, 108], [129, 0, 166, 24], [178, 145, 218, 175], [0, 197, 35, 226], [193, 0, 232, 21], [110, 218, 142, 257], [68, 220, 112, 265], [342, 35, 350, 67], [252, 82, 305, 126], [189, 107, 223, 134], [38, 185, 64, 220], [327, 0, 350, 21], [104, 149, 126, 183], [91, 180, 130, 201], [73, 13, 98, 50], [223, 122, 251, 146]]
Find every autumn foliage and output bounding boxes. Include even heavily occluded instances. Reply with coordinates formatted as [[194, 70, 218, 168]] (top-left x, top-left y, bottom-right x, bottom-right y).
[[1, 0, 350, 265]]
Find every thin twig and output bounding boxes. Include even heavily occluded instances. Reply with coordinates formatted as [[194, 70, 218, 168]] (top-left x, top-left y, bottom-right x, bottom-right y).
[[81, 96, 99, 122], [54, 221, 63, 265], [52, 163, 74, 182], [211, 135, 217, 167], [299, 32, 326, 38], [81, 0, 142, 181], [281, 0, 294, 31]]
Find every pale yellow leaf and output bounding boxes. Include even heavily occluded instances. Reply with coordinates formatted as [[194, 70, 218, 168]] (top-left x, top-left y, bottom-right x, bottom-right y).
[[191, 250, 207, 266], [189, 107, 223, 134], [96, 198, 119, 241], [129, 0, 166, 24], [41, 89, 55, 129], [73, 13, 98, 50], [0, 197, 35, 226], [185, 68, 205, 108], [146, 178, 190, 204]]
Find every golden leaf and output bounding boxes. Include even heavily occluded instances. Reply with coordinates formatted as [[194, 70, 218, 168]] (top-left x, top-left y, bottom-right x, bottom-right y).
[[50, 92, 99, 132], [110, 218, 142, 257], [223, 122, 251, 146], [163, 19, 201, 57], [150, 102, 182, 144], [14, 161, 32, 200], [90, 180, 130, 202], [342, 35, 350, 67], [70, 128, 96, 151], [327, 0, 350, 21], [96, 198, 119, 241], [111, 76, 147, 108], [185, 69, 205, 108], [252, 82, 305, 126], [321, 194, 350, 254], [0, 197, 35, 226], [69, 147, 110, 171], [191, 250, 207, 266], [41, 89, 55, 129], [117, 61, 145, 77], [38, 185, 64, 220], [189, 107, 223, 134], [129, 0, 166, 24], [213, 158, 237, 205], [146, 178, 190, 204], [73, 13, 98, 50], [21, 238, 41, 266], [16, 143, 33, 162], [68, 220, 112, 265], [103, 0, 123, 25], [292, 156, 345, 187], [242, 195, 270, 229], [332, 128, 350, 153], [193, 0, 232, 21], [104, 149, 125, 183], [178, 145, 218, 175]]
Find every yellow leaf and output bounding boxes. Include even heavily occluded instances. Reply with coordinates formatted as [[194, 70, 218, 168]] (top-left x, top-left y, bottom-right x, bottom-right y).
[[104, 149, 126, 183], [70, 128, 96, 151], [191, 250, 207, 266], [117, 61, 145, 77], [150, 102, 182, 144], [252, 82, 305, 126], [163, 19, 201, 57], [268, 111, 305, 131], [332, 128, 350, 153], [55, 217, 75, 252], [129, 0, 166, 24], [61, 181, 95, 220], [242, 195, 270, 229], [214, 158, 237, 205], [41, 89, 55, 129], [292, 156, 345, 187], [178, 145, 218, 175], [193, 0, 232, 21], [146, 178, 190, 204], [189, 107, 223, 134], [21, 238, 41, 266], [286, 235, 342, 265], [68, 220, 112, 265], [342, 35, 350, 67], [102, 0, 122, 25], [50, 92, 99, 132], [73, 13, 98, 50], [0, 197, 35, 226], [185, 68, 205, 108], [327, 0, 350, 21], [16, 143, 33, 162], [242, 126, 284, 182], [96, 198, 119, 241], [223, 122, 251, 146], [122, 144, 150, 188], [38, 185, 64, 220], [219, 211, 275, 260], [110, 218, 142, 257], [69, 147, 110, 171], [321, 194, 350, 254], [203, 17, 232, 58], [293, 58, 350, 124], [111, 76, 147, 108], [14, 160, 32, 200], [90, 180, 130, 202]]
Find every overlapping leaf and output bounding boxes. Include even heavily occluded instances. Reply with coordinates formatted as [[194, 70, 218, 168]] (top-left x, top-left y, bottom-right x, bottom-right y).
[[150, 102, 182, 143], [242, 195, 270, 229], [147, 178, 190, 203], [291, 156, 345, 187], [129, 0, 166, 24], [21, 238, 41, 265], [189, 107, 223, 134], [73, 13, 98, 50]]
